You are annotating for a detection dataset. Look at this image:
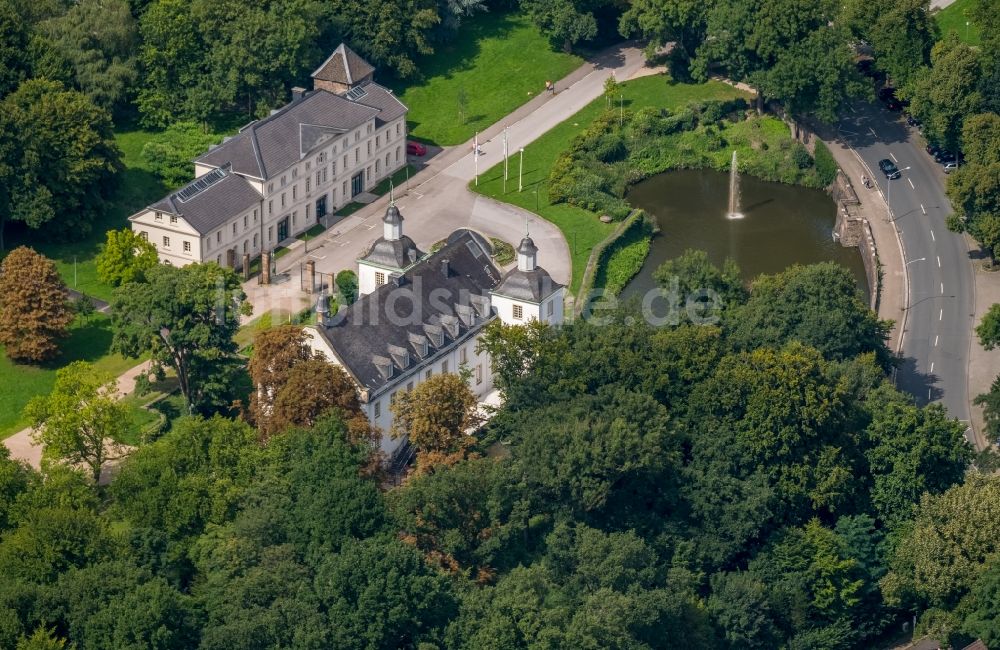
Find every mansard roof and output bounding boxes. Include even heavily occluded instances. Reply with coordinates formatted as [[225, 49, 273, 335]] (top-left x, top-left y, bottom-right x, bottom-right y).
[[492, 266, 563, 303], [314, 230, 501, 393]]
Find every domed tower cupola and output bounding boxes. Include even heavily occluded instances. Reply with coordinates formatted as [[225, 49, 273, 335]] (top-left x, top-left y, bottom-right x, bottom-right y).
[[517, 236, 538, 272], [383, 202, 403, 241]]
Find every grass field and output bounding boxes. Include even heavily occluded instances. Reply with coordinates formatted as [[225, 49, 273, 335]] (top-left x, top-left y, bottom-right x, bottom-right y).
[[471, 75, 750, 293], [0, 313, 143, 439], [391, 12, 582, 145], [935, 0, 982, 46]]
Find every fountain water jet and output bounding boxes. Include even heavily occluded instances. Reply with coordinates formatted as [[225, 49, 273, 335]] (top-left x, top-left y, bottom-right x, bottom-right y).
[[726, 150, 743, 219]]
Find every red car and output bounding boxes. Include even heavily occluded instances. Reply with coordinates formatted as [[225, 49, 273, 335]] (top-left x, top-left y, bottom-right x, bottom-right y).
[[406, 141, 427, 156]]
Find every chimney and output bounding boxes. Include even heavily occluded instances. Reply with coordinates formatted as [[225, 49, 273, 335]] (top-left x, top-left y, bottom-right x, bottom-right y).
[[291, 86, 306, 102], [441, 259, 450, 278], [390, 272, 404, 287]]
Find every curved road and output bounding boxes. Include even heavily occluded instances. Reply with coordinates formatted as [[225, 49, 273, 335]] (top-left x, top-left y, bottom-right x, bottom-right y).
[[840, 103, 974, 426]]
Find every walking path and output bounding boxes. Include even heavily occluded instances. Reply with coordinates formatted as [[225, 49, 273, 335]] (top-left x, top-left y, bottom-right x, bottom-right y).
[[242, 42, 649, 319], [2, 360, 153, 469]]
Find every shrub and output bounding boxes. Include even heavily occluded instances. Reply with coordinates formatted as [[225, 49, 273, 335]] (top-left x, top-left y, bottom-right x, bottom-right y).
[[335, 270, 358, 305], [594, 212, 654, 296], [792, 143, 814, 170], [814, 140, 838, 187], [141, 122, 219, 188], [490, 238, 515, 266]]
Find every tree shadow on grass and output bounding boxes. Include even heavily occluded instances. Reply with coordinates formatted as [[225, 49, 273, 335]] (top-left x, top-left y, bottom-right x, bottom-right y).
[[42, 315, 115, 369], [405, 12, 522, 83]]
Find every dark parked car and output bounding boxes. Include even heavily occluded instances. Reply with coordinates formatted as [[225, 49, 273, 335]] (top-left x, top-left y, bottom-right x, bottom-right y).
[[926, 144, 941, 156], [877, 87, 896, 101], [406, 141, 427, 156], [906, 115, 921, 127], [879, 158, 901, 179], [885, 98, 903, 111], [935, 150, 957, 164]]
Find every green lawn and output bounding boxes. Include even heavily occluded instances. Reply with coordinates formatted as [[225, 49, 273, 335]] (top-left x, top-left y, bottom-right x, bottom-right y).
[[0, 313, 144, 439], [471, 75, 750, 293], [935, 0, 981, 46], [391, 12, 582, 145]]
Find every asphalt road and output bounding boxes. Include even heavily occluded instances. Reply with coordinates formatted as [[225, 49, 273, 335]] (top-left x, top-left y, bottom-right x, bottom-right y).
[[839, 103, 974, 426]]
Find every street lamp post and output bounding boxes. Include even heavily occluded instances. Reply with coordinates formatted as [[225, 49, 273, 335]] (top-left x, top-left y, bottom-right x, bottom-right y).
[[518, 148, 524, 192]]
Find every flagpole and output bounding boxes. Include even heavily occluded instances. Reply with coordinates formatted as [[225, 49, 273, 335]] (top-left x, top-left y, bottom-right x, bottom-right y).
[[474, 131, 479, 186]]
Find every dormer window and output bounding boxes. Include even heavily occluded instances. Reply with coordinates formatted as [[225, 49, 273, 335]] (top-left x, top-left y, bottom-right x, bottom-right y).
[[375, 272, 386, 286], [154, 212, 162, 221], [513, 304, 524, 320], [170, 215, 178, 224]]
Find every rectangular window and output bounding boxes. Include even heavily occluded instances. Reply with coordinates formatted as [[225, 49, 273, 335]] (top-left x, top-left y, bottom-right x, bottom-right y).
[[367, 141, 371, 156], [513, 304, 523, 320], [342, 180, 348, 196], [292, 185, 297, 200], [459, 347, 467, 364], [306, 178, 310, 193], [253, 208, 258, 222], [162, 236, 170, 248], [216, 231, 221, 243], [376, 135, 380, 148], [354, 149, 359, 164], [396, 123, 401, 136], [154, 212, 162, 221], [385, 153, 390, 167], [292, 167, 298, 179], [243, 240, 248, 253], [232, 223, 237, 235], [374, 400, 381, 418], [268, 200, 273, 215], [476, 364, 483, 385], [548, 300, 554, 316], [315, 170, 321, 185], [183, 241, 191, 253], [375, 271, 386, 286], [306, 161, 311, 171], [441, 360, 449, 374], [281, 175, 286, 187], [323, 168, 328, 183], [268, 226, 273, 243], [139, 231, 148, 240], [343, 154, 348, 169], [395, 147, 400, 162], [355, 131, 360, 143], [170, 215, 178, 224], [292, 211, 296, 225], [425, 370, 432, 380], [331, 162, 336, 176], [281, 193, 286, 208], [253, 233, 258, 249], [306, 204, 311, 220], [375, 159, 380, 174], [243, 215, 248, 229], [268, 182, 274, 193]]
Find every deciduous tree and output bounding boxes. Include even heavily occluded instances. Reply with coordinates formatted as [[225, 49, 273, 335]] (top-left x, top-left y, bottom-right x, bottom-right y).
[[95, 229, 159, 287], [269, 359, 371, 446], [247, 324, 313, 433], [0, 247, 73, 363], [0, 80, 120, 243], [25, 361, 129, 482], [391, 372, 481, 472], [111, 262, 251, 413], [906, 35, 984, 152]]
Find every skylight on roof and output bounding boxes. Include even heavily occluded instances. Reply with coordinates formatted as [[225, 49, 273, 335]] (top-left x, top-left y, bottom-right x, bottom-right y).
[[175, 167, 227, 203], [345, 86, 367, 101]]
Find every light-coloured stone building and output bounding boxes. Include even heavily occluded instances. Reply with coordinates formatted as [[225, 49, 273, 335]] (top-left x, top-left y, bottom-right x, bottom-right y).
[[130, 44, 408, 269], [306, 203, 565, 458]]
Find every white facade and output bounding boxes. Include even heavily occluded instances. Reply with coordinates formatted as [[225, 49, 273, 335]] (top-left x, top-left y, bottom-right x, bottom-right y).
[[306, 323, 494, 455], [132, 116, 407, 270]]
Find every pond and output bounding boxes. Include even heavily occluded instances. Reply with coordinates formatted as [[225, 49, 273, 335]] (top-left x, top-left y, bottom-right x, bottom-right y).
[[621, 169, 868, 299]]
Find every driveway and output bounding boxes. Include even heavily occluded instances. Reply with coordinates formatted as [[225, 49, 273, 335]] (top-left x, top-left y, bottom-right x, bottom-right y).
[[244, 42, 650, 317], [838, 102, 975, 434]]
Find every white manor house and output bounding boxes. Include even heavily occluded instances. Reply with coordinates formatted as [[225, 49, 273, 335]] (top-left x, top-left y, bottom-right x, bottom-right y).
[[130, 44, 408, 269], [306, 202, 565, 456]]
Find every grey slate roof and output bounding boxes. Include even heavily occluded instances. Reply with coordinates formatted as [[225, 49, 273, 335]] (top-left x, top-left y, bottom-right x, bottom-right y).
[[517, 236, 538, 256], [352, 82, 408, 127], [146, 169, 262, 235], [315, 230, 501, 392], [361, 236, 423, 270], [311, 43, 375, 85], [195, 90, 381, 180], [492, 267, 563, 303]]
